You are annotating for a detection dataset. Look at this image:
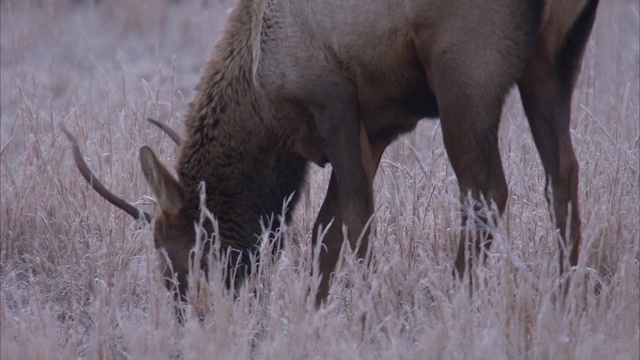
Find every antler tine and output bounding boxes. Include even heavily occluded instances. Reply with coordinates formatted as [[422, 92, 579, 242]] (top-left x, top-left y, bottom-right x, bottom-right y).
[[146, 118, 182, 146], [61, 126, 153, 223]]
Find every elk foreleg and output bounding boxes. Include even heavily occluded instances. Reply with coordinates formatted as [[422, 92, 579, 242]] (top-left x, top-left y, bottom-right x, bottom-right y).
[[311, 132, 388, 306], [312, 171, 344, 305]]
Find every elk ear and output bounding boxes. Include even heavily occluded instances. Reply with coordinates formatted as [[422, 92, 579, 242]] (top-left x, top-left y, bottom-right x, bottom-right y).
[[139, 146, 184, 215]]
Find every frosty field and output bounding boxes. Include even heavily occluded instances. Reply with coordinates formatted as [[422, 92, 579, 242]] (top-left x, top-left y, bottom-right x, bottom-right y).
[[1, 1, 638, 359]]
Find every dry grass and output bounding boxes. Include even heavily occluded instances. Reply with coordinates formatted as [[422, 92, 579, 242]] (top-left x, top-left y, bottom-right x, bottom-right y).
[[1, 1, 638, 359]]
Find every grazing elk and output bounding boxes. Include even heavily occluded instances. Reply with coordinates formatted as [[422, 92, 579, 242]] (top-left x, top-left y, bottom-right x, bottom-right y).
[[64, 0, 599, 305]]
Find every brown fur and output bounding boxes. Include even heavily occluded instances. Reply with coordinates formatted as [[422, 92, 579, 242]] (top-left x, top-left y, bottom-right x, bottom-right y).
[[77, 0, 599, 303], [540, 0, 590, 61]]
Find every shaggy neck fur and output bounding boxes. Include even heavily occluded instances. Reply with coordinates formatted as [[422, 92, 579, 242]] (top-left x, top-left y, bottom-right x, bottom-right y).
[[176, 0, 307, 250]]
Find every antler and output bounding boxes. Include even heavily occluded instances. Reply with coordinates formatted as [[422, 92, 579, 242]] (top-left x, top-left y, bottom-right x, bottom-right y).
[[146, 118, 182, 145], [61, 126, 152, 223]]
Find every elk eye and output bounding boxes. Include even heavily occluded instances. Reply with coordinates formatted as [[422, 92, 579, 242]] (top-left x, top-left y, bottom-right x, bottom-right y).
[[154, 222, 167, 247]]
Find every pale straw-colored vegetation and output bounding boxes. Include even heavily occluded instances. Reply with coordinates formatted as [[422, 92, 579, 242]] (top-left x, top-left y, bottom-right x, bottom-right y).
[[1, 1, 638, 359]]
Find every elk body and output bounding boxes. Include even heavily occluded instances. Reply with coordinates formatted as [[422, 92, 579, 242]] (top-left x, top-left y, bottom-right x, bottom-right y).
[[66, 0, 599, 304]]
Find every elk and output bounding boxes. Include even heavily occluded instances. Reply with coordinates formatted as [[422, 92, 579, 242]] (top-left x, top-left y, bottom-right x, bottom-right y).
[[64, 0, 599, 305]]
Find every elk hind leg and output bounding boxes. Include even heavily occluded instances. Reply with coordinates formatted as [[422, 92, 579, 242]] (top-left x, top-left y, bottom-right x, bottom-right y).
[[519, 66, 581, 274], [434, 78, 510, 277], [517, 0, 597, 273]]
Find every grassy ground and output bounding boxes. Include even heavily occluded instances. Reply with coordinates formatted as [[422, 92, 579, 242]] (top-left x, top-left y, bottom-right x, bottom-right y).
[[1, 1, 638, 359]]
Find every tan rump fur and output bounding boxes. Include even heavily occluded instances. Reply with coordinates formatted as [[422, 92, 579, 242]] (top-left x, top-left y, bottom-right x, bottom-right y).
[[540, 0, 590, 59]]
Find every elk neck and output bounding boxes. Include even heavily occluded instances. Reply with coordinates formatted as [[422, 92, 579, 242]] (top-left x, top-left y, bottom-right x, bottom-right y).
[[175, 0, 308, 250]]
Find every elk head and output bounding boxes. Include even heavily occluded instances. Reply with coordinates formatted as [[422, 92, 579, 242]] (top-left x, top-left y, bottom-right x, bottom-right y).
[[62, 122, 194, 296]]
